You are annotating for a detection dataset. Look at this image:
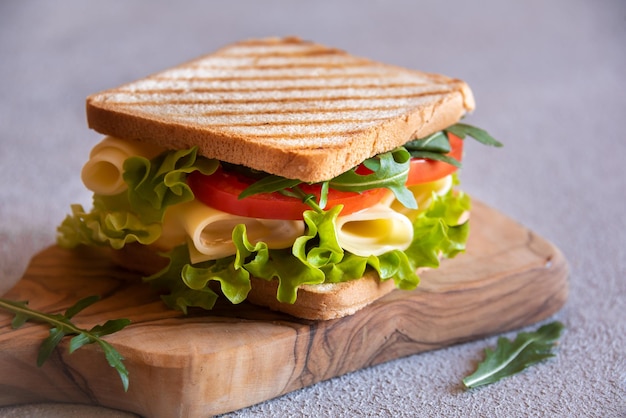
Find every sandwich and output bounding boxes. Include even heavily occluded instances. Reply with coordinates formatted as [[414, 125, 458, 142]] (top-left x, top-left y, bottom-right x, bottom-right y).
[[58, 37, 501, 320]]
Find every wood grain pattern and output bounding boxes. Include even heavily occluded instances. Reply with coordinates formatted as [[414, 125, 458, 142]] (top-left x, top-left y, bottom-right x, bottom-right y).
[[0, 201, 568, 417]]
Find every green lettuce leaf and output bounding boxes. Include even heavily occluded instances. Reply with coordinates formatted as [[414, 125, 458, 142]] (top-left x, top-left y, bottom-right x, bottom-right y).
[[123, 147, 218, 223], [321, 253, 370, 283], [61, 142, 473, 310], [267, 249, 326, 304], [145, 180, 472, 309], [370, 250, 418, 289], [57, 195, 162, 249], [144, 245, 220, 314], [58, 148, 217, 249], [293, 206, 344, 268], [404, 189, 471, 270]]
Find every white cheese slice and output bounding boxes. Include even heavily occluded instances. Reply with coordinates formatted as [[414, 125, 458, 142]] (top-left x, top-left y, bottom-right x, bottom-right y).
[[173, 200, 305, 263], [391, 175, 453, 221], [335, 203, 414, 257], [81, 136, 165, 195], [150, 206, 189, 251]]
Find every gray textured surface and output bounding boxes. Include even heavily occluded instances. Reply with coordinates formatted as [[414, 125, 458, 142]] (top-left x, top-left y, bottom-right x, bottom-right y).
[[0, 1, 624, 417]]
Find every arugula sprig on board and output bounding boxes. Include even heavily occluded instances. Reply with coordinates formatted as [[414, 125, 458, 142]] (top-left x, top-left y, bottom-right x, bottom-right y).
[[463, 321, 564, 389], [239, 123, 501, 211], [0, 296, 131, 391]]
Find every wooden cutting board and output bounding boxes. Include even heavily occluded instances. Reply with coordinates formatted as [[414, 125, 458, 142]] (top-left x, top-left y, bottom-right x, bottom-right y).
[[0, 201, 568, 417]]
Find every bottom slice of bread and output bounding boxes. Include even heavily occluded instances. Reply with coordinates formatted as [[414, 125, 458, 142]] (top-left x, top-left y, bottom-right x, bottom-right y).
[[246, 274, 396, 320], [109, 244, 401, 320]]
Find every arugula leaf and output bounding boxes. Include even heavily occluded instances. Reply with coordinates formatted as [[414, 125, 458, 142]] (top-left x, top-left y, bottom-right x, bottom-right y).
[[238, 175, 301, 199], [0, 296, 131, 391], [236, 123, 500, 212], [330, 148, 417, 209], [404, 151, 461, 168], [463, 321, 564, 389], [405, 131, 451, 153], [404, 122, 503, 168], [239, 148, 417, 210], [445, 123, 503, 147]]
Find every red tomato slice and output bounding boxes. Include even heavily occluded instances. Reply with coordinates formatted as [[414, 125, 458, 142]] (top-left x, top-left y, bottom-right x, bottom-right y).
[[406, 133, 463, 186], [187, 133, 463, 220], [187, 169, 389, 220]]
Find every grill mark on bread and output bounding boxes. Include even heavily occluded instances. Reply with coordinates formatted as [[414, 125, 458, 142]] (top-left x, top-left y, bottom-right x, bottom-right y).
[[141, 106, 410, 119], [183, 117, 391, 128], [155, 66, 404, 81], [104, 96, 435, 107], [149, 72, 402, 82], [206, 130, 372, 139], [226, 36, 312, 47], [189, 60, 374, 71], [124, 82, 434, 95], [219, 47, 345, 58], [101, 90, 453, 106], [195, 104, 407, 116]]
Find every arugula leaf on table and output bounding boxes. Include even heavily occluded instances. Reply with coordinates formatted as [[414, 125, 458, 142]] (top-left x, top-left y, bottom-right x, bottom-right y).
[[0, 296, 131, 391], [462, 321, 564, 389]]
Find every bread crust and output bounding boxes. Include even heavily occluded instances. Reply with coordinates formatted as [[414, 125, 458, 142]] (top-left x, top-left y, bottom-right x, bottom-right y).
[[86, 37, 474, 182]]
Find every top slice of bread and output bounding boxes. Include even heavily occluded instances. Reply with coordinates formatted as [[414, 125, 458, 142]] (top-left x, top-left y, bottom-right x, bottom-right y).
[[86, 37, 475, 182]]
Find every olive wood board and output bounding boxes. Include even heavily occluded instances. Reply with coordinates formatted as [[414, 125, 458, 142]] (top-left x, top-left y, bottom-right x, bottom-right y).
[[0, 201, 569, 417]]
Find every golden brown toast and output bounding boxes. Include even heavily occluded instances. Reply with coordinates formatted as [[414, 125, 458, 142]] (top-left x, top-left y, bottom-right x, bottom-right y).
[[86, 37, 474, 182]]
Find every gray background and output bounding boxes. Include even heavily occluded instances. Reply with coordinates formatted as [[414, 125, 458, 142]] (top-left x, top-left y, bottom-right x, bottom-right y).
[[0, 1, 624, 417]]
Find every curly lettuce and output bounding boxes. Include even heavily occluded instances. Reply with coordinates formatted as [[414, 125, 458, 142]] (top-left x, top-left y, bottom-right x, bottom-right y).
[[57, 194, 162, 249], [59, 144, 472, 314], [57, 147, 217, 249], [145, 186, 471, 313]]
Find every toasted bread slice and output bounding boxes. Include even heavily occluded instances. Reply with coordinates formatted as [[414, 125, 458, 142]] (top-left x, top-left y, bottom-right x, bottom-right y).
[[110, 243, 407, 320], [246, 274, 397, 320], [86, 37, 474, 182]]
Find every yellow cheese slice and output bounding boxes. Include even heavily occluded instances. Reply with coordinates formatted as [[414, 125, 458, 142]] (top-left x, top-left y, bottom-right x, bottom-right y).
[[391, 175, 453, 221], [173, 200, 305, 263], [335, 203, 414, 257], [81, 136, 165, 195]]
